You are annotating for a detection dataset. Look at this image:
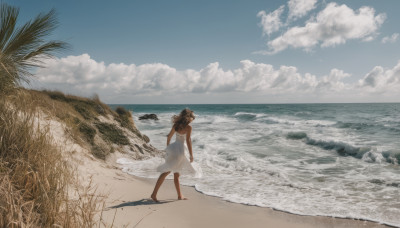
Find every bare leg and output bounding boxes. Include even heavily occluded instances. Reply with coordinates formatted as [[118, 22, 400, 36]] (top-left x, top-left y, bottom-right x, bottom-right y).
[[151, 171, 170, 202], [174, 172, 187, 200]]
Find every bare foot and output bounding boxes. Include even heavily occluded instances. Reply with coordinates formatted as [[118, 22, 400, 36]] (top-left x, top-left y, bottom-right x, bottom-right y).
[[178, 196, 188, 200], [151, 194, 159, 202]]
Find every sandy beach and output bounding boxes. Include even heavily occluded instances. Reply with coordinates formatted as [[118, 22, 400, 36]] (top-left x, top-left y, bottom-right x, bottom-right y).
[[2, 1, 400, 227], [33, 100, 397, 228], [86, 154, 392, 228]]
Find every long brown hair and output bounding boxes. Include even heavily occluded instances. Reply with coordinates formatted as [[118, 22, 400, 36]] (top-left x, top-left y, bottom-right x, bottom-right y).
[[172, 108, 195, 131]]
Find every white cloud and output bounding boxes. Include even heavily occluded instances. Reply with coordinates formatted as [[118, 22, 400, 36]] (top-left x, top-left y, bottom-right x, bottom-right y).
[[382, 33, 399, 44], [33, 54, 400, 103], [288, 0, 317, 21], [261, 3, 386, 54], [36, 54, 320, 95], [316, 68, 350, 91], [358, 60, 400, 93], [257, 5, 285, 36]]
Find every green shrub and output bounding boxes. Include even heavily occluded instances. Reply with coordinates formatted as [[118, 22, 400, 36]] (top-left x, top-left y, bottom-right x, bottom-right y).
[[95, 122, 129, 145], [115, 106, 133, 129], [76, 120, 96, 145], [73, 102, 93, 120], [114, 106, 147, 141], [45, 90, 70, 102], [115, 106, 130, 116], [92, 145, 109, 160]]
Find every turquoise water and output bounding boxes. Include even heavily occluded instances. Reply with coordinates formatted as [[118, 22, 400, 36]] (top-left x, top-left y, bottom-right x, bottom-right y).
[[111, 103, 400, 227]]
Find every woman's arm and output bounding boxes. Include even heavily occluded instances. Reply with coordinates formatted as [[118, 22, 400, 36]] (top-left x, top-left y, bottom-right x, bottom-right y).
[[185, 125, 193, 162], [167, 126, 175, 146]]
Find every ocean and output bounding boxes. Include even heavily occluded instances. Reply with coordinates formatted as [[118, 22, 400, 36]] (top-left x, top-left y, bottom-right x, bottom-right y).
[[110, 103, 400, 227]]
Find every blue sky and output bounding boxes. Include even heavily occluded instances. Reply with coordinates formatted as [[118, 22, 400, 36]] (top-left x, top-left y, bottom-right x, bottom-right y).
[[9, 0, 400, 103]]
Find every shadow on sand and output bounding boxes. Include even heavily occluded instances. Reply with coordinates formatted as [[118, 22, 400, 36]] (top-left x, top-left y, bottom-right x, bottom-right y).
[[109, 198, 176, 209]]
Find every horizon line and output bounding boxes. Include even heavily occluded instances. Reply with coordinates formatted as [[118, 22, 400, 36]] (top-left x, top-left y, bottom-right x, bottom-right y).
[[107, 102, 400, 105]]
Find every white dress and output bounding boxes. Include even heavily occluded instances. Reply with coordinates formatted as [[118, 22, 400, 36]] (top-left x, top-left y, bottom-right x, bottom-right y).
[[157, 132, 196, 174]]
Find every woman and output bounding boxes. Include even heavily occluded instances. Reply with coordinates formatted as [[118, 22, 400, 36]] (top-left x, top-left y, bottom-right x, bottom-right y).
[[151, 108, 196, 202]]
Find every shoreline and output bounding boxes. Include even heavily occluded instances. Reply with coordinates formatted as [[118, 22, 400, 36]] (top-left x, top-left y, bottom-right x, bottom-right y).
[[95, 157, 394, 228], [191, 185, 398, 228]]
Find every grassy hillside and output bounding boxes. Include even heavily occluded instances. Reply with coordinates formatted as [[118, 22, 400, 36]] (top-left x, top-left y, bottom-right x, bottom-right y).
[[28, 89, 154, 160], [0, 89, 157, 227]]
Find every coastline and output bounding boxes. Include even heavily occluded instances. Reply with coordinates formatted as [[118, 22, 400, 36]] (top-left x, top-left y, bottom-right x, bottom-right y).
[[95, 155, 393, 228], [29, 95, 396, 228]]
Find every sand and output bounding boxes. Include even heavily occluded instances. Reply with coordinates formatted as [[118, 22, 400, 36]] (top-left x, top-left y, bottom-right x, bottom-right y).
[[91, 155, 391, 228], [38, 113, 392, 228]]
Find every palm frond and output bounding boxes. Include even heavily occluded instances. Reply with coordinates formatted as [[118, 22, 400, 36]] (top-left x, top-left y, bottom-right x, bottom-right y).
[[23, 40, 68, 65], [0, 4, 18, 50], [0, 3, 68, 91], [3, 9, 59, 58]]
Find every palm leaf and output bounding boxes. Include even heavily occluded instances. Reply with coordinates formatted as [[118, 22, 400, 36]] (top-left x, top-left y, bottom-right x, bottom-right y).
[[4, 9, 58, 57], [0, 4, 18, 49], [0, 3, 68, 91]]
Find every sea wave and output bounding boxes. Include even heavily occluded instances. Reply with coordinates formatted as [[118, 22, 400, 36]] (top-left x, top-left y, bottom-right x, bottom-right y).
[[335, 121, 400, 133], [233, 112, 267, 121], [121, 103, 400, 227], [286, 132, 399, 164]]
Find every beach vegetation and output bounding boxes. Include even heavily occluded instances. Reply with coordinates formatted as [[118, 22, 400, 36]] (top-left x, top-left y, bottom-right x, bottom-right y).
[[92, 144, 113, 160], [34, 89, 137, 159], [115, 106, 135, 130], [44, 90, 108, 120], [75, 117, 97, 145], [95, 121, 130, 146], [0, 3, 107, 227], [0, 3, 149, 226], [0, 98, 104, 227], [0, 3, 68, 94], [115, 106, 150, 142]]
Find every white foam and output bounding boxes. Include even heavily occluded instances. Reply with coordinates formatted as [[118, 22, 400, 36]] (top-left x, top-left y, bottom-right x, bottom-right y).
[[234, 112, 267, 118], [362, 148, 385, 163], [304, 119, 336, 126], [118, 110, 400, 227]]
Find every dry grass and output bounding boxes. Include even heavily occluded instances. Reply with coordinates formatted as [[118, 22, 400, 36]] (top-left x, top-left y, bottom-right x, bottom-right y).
[[18, 89, 131, 160], [115, 106, 134, 130], [40, 90, 113, 121], [0, 90, 106, 227], [115, 106, 150, 143]]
